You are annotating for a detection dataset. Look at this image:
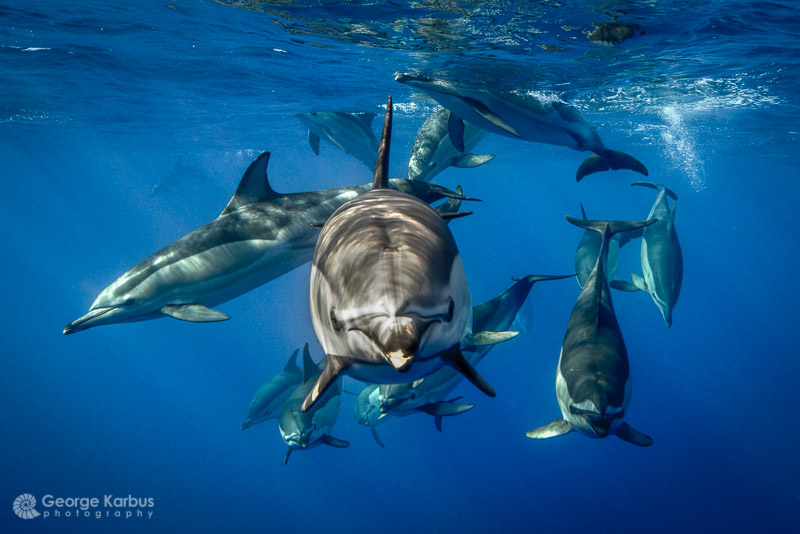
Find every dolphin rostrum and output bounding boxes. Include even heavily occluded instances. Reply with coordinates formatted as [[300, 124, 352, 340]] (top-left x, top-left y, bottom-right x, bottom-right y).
[[279, 344, 349, 464], [527, 216, 656, 446], [64, 153, 472, 334], [613, 182, 683, 326], [296, 111, 380, 171], [574, 203, 642, 288], [354, 273, 573, 445], [304, 95, 507, 412], [241, 348, 304, 430], [408, 106, 494, 182], [395, 72, 648, 181]]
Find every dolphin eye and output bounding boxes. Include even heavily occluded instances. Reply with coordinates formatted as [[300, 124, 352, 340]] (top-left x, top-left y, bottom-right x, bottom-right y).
[[330, 309, 342, 332], [121, 298, 137, 306], [446, 299, 455, 321]]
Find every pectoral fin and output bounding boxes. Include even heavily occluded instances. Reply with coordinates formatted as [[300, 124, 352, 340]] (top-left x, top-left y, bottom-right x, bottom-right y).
[[321, 435, 350, 448], [451, 153, 495, 168], [630, 272, 648, 291], [160, 304, 230, 323], [616, 422, 653, 447], [370, 428, 385, 448], [301, 356, 347, 412], [465, 330, 519, 346], [308, 131, 321, 155], [447, 114, 466, 152], [442, 345, 496, 397], [610, 280, 641, 292], [526, 419, 572, 439]]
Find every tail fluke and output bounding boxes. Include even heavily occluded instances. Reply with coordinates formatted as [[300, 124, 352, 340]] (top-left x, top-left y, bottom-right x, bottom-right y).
[[576, 150, 649, 181]]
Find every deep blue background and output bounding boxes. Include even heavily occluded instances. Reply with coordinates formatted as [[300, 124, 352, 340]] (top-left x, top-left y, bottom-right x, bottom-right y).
[[2, 1, 798, 532]]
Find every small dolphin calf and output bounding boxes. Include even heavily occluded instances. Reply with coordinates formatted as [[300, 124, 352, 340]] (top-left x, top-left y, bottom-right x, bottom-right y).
[[296, 111, 380, 171], [241, 348, 304, 430], [354, 273, 572, 445], [617, 182, 683, 327], [279, 344, 349, 464], [64, 153, 469, 334], [395, 72, 648, 181], [305, 96, 503, 412], [527, 216, 655, 446], [408, 106, 495, 182]]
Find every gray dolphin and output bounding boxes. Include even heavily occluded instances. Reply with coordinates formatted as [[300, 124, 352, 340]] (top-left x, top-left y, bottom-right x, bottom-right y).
[[395, 72, 648, 181], [279, 344, 349, 464], [241, 348, 304, 430], [151, 157, 207, 197], [354, 273, 573, 445], [296, 111, 379, 171], [614, 182, 682, 327], [574, 203, 642, 288], [527, 216, 656, 446], [408, 106, 494, 182], [64, 153, 471, 335], [304, 95, 508, 412]]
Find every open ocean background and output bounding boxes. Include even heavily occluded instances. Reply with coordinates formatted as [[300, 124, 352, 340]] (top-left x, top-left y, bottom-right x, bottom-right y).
[[2, 0, 799, 532]]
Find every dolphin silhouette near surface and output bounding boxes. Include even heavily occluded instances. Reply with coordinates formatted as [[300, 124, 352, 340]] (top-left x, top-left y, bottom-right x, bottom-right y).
[[395, 72, 648, 181]]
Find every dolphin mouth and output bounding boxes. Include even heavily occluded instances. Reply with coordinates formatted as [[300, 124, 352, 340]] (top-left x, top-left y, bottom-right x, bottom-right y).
[[63, 307, 121, 335], [348, 327, 420, 372]]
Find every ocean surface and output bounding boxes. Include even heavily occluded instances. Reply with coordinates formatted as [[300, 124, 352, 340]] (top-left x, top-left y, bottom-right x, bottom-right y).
[[2, 0, 799, 532]]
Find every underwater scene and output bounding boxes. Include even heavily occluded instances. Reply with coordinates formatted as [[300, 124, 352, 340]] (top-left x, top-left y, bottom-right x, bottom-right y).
[[2, 0, 799, 532]]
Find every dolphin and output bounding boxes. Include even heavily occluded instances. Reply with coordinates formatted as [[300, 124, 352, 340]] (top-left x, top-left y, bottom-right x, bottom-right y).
[[64, 153, 472, 334], [151, 157, 207, 197], [279, 344, 349, 464], [574, 203, 642, 288], [395, 72, 648, 181], [241, 348, 304, 430], [527, 216, 656, 446], [304, 95, 508, 412], [354, 273, 573, 445], [613, 182, 683, 326], [296, 111, 380, 171], [408, 106, 495, 182]]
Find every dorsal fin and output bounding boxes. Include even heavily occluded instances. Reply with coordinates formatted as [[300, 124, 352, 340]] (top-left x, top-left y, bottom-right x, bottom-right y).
[[220, 152, 278, 216], [355, 112, 377, 129], [372, 96, 392, 190], [301, 343, 316, 383], [283, 348, 300, 373]]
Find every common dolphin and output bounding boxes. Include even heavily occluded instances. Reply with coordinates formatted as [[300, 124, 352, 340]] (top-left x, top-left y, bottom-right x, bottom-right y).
[[296, 111, 379, 171], [64, 154, 471, 334], [614, 182, 683, 327], [354, 274, 573, 445], [408, 106, 495, 182], [574, 203, 642, 288], [151, 157, 207, 197], [395, 72, 648, 181], [279, 344, 349, 464], [527, 216, 655, 446], [304, 95, 508, 412], [241, 348, 303, 430]]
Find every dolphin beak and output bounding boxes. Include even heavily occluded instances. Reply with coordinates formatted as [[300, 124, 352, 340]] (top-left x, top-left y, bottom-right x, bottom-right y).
[[63, 307, 120, 335]]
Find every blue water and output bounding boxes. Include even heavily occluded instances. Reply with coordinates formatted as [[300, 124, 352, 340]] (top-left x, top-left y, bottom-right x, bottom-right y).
[[2, 0, 799, 532]]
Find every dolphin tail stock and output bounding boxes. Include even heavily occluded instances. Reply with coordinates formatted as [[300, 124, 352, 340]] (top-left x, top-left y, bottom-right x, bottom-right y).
[[320, 435, 350, 448], [372, 95, 393, 190], [631, 181, 678, 201], [616, 422, 653, 447], [301, 355, 349, 412], [441, 345, 496, 398], [576, 150, 649, 182], [370, 428, 386, 448], [525, 419, 572, 440], [565, 216, 657, 239]]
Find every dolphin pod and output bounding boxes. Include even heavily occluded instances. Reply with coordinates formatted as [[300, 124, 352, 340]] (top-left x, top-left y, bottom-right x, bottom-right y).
[[304, 96, 512, 412], [295, 110, 380, 171], [395, 72, 648, 181], [408, 106, 495, 182], [64, 154, 471, 335], [354, 273, 573, 446], [527, 216, 656, 446]]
